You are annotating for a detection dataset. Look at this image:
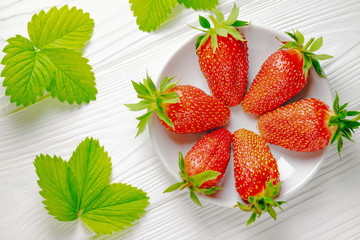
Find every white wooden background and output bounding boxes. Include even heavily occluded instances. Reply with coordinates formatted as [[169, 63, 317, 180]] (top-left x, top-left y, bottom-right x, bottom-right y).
[[1, 0, 359, 239]]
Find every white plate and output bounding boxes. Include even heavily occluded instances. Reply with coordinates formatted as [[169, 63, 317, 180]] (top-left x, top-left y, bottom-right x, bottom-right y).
[[150, 24, 333, 207]]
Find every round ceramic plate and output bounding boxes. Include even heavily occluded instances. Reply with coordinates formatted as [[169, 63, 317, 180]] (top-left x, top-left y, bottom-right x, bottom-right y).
[[150, 24, 333, 208]]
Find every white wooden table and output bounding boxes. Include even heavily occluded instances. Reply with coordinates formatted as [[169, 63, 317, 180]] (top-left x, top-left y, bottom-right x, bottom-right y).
[[1, 0, 359, 239]]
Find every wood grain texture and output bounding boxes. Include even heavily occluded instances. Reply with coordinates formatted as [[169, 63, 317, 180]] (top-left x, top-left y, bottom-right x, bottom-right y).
[[1, 0, 360, 239]]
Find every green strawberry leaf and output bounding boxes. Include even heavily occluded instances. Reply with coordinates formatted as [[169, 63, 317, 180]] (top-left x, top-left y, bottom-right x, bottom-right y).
[[1, 35, 54, 107], [28, 5, 94, 51], [34, 154, 78, 221], [81, 183, 149, 235], [1, 5, 97, 108], [68, 138, 112, 210], [129, 0, 177, 32], [35, 138, 149, 235], [43, 48, 97, 104], [181, 0, 219, 10]]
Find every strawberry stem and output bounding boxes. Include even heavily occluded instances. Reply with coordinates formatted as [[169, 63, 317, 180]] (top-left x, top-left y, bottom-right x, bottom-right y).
[[180, 182, 192, 190]]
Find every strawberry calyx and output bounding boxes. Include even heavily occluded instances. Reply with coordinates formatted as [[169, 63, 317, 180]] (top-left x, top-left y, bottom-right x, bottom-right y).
[[278, 30, 333, 79], [234, 180, 286, 225], [189, 3, 250, 52], [125, 73, 180, 136], [163, 152, 222, 208], [328, 92, 360, 160]]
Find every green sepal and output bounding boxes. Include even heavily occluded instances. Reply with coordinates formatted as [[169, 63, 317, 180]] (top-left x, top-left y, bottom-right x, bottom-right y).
[[190, 3, 249, 52], [163, 152, 222, 207], [163, 182, 185, 193], [328, 91, 360, 161], [190, 170, 221, 188], [125, 100, 152, 111], [189, 189, 203, 208], [195, 35, 205, 50], [234, 180, 286, 225], [295, 30, 304, 45], [347, 111, 360, 116], [231, 20, 247, 27], [200, 186, 222, 195], [199, 15, 211, 29], [178, 152, 186, 173], [235, 202, 252, 212], [312, 58, 326, 78], [125, 74, 180, 137], [278, 29, 333, 79], [135, 111, 153, 137]]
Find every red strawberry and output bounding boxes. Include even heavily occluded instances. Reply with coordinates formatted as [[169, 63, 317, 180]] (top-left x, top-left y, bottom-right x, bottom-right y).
[[258, 93, 360, 159], [125, 74, 230, 135], [232, 128, 285, 225], [194, 4, 249, 106], [164, 128, 232, 207], [242, 30, 333, 115]]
